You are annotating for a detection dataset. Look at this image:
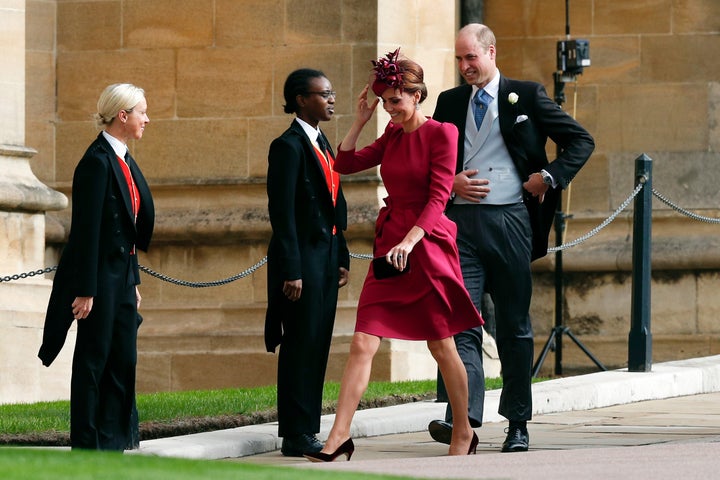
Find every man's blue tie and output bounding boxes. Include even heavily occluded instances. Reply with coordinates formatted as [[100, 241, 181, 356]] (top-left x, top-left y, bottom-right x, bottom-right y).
[[473, 89, 492, 129]]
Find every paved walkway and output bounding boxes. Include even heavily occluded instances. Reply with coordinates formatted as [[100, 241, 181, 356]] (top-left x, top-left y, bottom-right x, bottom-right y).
[[136, 356, 720, 479]]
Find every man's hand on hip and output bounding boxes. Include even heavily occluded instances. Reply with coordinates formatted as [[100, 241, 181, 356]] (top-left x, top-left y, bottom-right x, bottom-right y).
[[523, 172, 550, 203]]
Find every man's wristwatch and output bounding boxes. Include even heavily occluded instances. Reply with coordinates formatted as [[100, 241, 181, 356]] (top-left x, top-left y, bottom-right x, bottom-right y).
[[540, 170, 553, 186]]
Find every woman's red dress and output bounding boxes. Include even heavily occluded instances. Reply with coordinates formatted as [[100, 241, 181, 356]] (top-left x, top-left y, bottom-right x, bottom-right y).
[[334, 119, 483, 340]]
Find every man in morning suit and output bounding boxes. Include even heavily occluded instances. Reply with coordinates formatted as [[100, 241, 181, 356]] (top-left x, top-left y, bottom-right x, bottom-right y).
[[430, 23, 595, 452]]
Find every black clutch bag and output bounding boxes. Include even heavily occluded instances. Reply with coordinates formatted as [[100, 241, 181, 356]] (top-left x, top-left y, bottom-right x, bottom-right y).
[[372, 256, 410, 279]]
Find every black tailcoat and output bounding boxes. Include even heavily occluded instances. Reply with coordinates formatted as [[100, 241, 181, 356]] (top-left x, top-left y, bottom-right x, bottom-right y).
[[39, 133, 154, 367]]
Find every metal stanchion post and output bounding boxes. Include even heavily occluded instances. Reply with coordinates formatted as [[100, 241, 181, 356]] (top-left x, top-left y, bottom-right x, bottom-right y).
[[628, 153, 653, 371]]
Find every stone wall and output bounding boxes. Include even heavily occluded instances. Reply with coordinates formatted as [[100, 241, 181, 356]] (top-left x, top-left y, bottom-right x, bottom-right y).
[[17, 0, 720, 396]]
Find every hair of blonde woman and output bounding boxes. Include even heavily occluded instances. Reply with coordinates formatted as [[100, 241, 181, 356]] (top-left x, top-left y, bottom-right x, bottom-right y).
[[94, 83, 146, 128]]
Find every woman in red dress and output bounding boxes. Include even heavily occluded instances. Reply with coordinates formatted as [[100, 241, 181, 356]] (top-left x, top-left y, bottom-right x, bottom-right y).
[[305, 49, 483, 462]]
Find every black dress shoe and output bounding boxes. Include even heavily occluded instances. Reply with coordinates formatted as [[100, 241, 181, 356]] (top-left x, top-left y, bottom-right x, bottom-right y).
[[281, 433, 323, 457], [501, 426, 529, 452], [428, 419, 453, 445]]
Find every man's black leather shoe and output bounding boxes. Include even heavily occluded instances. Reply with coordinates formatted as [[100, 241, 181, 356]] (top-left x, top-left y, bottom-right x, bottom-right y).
[[281, 433, 323, 457], [428, 419, 453, 445], [501, 426, 529, 452]]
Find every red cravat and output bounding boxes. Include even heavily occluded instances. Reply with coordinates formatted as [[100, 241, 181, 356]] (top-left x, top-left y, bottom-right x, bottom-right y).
[[117, 155, 140, 220], [314, 145, 339, 205], [313, 136, 340, 234], [117, 155, 141, 254]]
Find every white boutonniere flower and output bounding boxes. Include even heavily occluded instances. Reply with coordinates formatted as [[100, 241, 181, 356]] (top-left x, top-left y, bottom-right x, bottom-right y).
[[508, 92, 519, 105]]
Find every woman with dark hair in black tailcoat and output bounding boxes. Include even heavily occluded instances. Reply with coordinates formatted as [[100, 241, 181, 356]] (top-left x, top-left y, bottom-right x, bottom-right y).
[[265, 68, 350, 457]]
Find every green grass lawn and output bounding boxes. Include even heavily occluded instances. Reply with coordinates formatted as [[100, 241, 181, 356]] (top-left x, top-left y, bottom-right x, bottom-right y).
[[0, 448, 424, 480], [0, 378, 504, 437], [0, 379, 510, 480]]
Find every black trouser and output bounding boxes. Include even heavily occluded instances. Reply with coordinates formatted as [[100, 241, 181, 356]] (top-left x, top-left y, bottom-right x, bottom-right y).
[[276, 236, 340, 437], [445, 203, 534, 422], [70, 279, 137, 450]]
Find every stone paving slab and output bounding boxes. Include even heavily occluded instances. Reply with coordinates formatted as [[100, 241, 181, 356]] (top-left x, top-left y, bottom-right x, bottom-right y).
[[294, 441, 720, 480], [238, 392, 720, 479]]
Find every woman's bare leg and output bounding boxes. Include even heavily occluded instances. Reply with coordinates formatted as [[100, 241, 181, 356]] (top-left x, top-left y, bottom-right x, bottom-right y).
[[427, 337, 474, 455], [321, 332, 381, 454]]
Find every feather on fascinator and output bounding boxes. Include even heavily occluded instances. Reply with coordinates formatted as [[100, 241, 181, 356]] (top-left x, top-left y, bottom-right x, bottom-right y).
[[371, 48, 404, 97]]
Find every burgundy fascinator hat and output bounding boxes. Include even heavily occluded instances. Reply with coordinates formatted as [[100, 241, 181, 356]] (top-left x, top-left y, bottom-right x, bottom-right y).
[[371, 47, 404, 97]]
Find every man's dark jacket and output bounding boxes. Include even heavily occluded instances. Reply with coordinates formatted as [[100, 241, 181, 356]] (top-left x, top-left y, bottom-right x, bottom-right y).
[[433, 75, 594, 260]]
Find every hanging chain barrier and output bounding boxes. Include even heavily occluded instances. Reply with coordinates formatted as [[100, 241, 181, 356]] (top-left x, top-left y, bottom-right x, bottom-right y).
[[138, 257, 267, 288], [651, 188, 720, 224], [547, 183, 644, 253], [2, 184, 718, 286], [0, 266, 57, 284]]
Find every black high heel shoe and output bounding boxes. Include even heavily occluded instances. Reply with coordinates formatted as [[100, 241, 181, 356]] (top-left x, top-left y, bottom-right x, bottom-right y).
[[467, 432, 479, 455], [304, 438, 355, 462]]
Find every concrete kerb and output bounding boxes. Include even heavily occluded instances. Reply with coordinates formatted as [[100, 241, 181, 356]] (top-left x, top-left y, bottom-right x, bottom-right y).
[[134, 355, 720, 460], [532, 355, 720, 415]]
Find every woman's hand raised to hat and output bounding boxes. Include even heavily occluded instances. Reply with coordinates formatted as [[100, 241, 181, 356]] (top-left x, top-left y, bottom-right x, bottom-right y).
[[356, 84, 379, 125], [339, 84, 380, 152]]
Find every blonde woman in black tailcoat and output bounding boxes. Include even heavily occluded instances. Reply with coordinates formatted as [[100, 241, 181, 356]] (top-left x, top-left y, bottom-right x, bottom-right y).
[[39, 83, 155, 450]]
